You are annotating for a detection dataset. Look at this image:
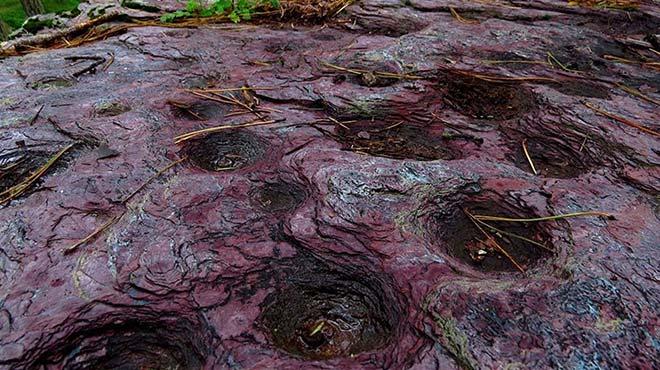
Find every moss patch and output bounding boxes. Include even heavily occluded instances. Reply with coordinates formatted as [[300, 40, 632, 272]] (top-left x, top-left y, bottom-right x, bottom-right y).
[[434, 315, 479, 370]]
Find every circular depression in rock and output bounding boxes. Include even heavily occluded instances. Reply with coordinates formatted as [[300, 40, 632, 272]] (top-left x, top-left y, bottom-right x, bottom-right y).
[[0, 149, 51, 194], [170, 100, 228, 121], [34, 317, 209, 369], [435, 197, 555, 273], [442, 73, 536, 120], [181, 130, 266, 171], [0, 144, 84, 201], [251, 181, 306, 213], [512, 138, 595, 179], [259, 269, 398, 360], [334, 121, 465, 160], [550, 80, 610, 99]]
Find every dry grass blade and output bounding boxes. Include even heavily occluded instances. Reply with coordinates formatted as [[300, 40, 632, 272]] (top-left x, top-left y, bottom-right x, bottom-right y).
[[465, 210, 525, 273], [473, 211, 614, 223], [583, 102, 659, 137], [174, 119, 279, 144], [522, 139, 538, 175], [0, 143, 75, 205]]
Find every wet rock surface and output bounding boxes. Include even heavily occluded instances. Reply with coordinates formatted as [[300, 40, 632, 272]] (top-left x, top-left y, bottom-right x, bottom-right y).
[[0, 0, 659, 369]]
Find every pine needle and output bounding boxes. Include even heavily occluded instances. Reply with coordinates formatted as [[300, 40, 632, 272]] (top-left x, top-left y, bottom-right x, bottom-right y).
[[310, 321, 325, 335], [122, 158, 186, 203], [63, 215, 121, 254], [0, 143, 75, 205], [522, 139, 538, 175], [547, 51, 578, 73], [583, 102, 659, 137], [472, 211, 614, 223], [465, 210, 525, 273], [472, 217, 555, 253], [449, 7, 479, 24], [615, 83, 660, 106], [64, 157, 185, 254], [320, 61, 423, 80], [174, 119, 279, 144]]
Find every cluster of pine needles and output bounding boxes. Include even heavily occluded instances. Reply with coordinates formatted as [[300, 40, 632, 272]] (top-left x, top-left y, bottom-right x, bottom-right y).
[[568, 0, 640, 10]]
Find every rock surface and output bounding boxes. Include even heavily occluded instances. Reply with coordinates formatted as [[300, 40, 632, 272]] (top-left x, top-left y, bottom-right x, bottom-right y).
[[0, 0, 658, 369]]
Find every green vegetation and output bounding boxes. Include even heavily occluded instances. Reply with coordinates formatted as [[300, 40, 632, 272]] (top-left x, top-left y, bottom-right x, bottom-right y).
[[0, 0, 80, 30], [161, 0, 280, 23]]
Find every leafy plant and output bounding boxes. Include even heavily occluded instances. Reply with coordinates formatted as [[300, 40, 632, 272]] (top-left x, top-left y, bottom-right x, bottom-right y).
[[161, 0, 280, 23]]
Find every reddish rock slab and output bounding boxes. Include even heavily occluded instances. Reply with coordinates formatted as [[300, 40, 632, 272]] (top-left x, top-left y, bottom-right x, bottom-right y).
[[0, 1, 658, 369]]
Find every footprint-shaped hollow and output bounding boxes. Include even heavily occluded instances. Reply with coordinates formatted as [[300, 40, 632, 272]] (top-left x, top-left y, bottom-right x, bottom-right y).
[[441, 72, 536, 120], [435, 197, 556, 273], [181, 130, 266, 171], [333, 120, 466, 160], [259, 268, 399, 360], [34, 316, 210, 369], [251, 181, 307, 213]]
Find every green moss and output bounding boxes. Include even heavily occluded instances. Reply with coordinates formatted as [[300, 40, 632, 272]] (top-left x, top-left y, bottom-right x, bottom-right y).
[[22, 17, 54, 33], [595, 318, 623, 332], [30, 77, 73, 90], [0, 0, 80, 30], [0, 97, 16, 107], [0, 115, 28, 128], [121, 0, 161, 13], [434, 316, 479, 370]]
